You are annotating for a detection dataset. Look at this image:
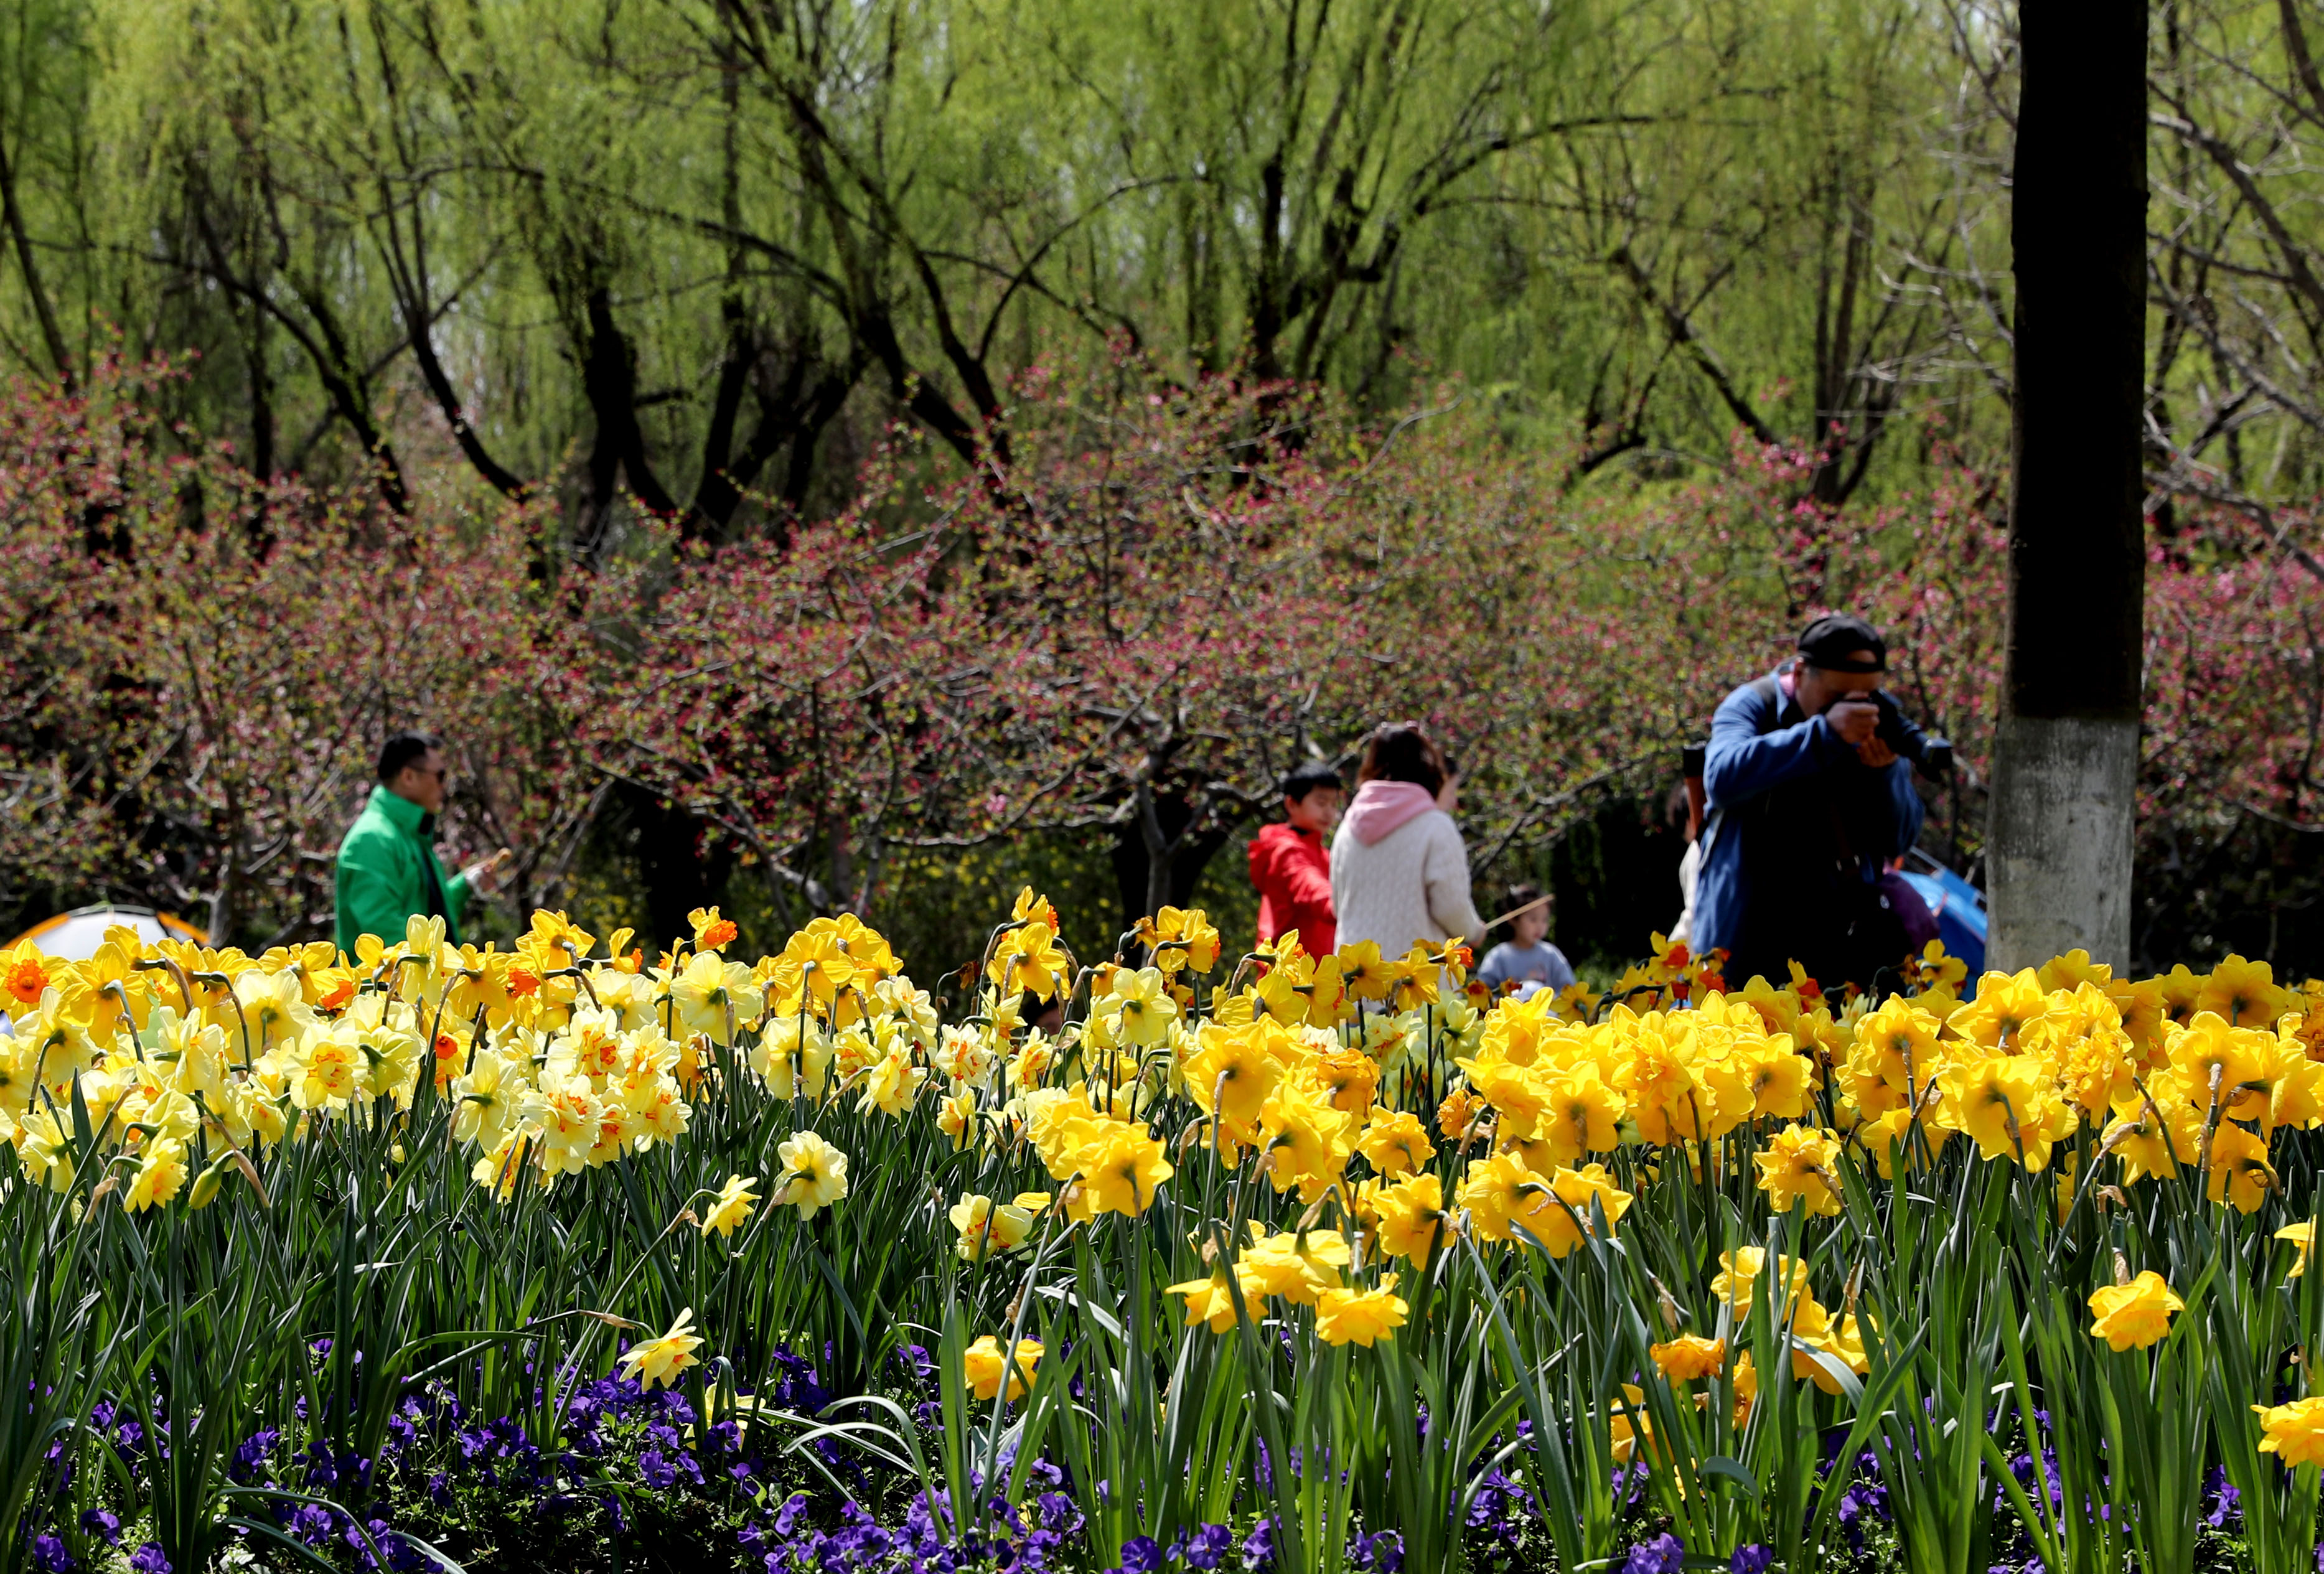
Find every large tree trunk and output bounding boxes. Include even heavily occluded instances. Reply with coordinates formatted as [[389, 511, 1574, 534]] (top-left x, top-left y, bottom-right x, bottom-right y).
[[1985, 4, 2148, 972]]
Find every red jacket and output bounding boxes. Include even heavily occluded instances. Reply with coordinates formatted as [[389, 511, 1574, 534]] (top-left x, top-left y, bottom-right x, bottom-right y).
[[1249, 823, 1336, 953]]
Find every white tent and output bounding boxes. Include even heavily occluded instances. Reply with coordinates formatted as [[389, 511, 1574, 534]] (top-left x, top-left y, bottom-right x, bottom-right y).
[[8, 904, 207, 960]]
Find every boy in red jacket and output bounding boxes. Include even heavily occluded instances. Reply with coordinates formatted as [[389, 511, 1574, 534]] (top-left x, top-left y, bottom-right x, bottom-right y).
[[1249, 761, 1344, 953]]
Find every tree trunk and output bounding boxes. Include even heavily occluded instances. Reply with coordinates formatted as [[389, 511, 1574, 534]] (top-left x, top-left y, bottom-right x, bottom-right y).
[[1112, 787, 1234, 938], [581, 288, 678, 519], [611, 781, 731, 955], [1985, 4, 2148, 972], [0, 102, 72, 390]]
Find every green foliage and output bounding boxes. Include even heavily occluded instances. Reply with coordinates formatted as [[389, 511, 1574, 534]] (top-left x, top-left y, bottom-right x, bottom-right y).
[[0, 0, 2071, 520]]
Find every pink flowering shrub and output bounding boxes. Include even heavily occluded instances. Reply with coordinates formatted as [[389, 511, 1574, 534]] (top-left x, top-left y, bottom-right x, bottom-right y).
[[0, 358, 2311, 968]]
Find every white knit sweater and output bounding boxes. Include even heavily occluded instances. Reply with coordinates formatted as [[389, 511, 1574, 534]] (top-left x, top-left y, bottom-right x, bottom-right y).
[[1328, 808, 1488, 957]]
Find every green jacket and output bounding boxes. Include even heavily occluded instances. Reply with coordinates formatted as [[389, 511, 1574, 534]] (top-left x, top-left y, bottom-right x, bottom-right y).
[[334, 785, 469, 957]]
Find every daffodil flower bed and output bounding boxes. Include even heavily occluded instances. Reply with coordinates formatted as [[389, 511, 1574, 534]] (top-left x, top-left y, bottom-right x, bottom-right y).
[[5, 896, 2324, 1574]]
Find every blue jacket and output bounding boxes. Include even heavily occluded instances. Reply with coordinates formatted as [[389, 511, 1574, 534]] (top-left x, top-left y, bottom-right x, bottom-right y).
[[1694, 669, 1923, 968]]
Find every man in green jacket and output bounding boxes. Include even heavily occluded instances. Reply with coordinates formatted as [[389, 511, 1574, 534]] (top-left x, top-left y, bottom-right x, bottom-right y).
[[335, 733, 507, 957]]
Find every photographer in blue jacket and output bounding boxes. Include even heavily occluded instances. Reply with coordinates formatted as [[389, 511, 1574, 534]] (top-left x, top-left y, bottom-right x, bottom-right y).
[[1696, 615, 1925, 991]]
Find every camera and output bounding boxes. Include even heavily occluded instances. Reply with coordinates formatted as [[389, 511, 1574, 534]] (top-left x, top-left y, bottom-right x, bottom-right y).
[[1856, 690, 1952, 779]]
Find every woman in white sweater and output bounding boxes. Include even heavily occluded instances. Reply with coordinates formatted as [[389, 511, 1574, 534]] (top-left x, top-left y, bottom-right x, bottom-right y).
[[1329, 723, 1488, 957]]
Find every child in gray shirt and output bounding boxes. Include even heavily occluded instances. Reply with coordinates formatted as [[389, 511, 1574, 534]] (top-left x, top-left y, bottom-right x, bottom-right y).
[[1476, 883, 1577, 1000]]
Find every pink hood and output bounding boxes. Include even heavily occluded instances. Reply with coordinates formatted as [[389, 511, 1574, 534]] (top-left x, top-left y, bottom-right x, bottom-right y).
[[1342, 780, 1438, 846]]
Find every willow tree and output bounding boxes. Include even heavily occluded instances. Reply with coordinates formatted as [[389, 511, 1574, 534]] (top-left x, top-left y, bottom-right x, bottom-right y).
[[0, 0, 1998, 526]]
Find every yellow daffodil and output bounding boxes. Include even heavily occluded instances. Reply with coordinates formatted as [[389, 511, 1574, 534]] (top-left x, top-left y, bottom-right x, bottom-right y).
[[1460, 1150, 1549, 1244], [2036, 949, 2111, 993], [1338, 940, 1395, 1002], [1539, 1064, 1624, 1164], [2200, 955, 2292, 1029], [1186, 1021, 1281, 1143], [1100, 967, 1178, 1049], [1010, 888, 1061, 934], [1460, 1057, 1549, 1139], [687, 907, 739, 952], [671, 952, 765, 1045], [2255, 1395, 2324, 1467], [700, 1174, 760, 1238], [124, 1136, 189, 1212], [1436, 1087, 1489, 1142], [774, 1130, 850, 1218], [1530, 1163, 1634, 1257], [1356, 1108, 1435, 1178], [2280, 1221, 2314, 1280], [1948, 969, 2051, 1051], [769, 929, 857, 1021], [855, 1047, 928, 1118], [1848, 996, 1941, 1103], [1608, 1383, 1656, 1465], [963, 1335, 1042, 1402], [1389, 947, 1441, 1013], [1753, 1123, 1842, 1217], [2087, 1271, 2183, 1351], [1366, 1173, 1450, 1268], [1738, 1042, 1815, 1121], [621, 1308, 704, 1389], [1910, 940, 1969, 993], [1712, 1247, 1811, 1313], [1315, 1274, 1408, 1346], [1144, 907, 1222, 975], [950, 1192, 1038, 1262], [1314, 1046, 1378, 1114], [937, 1089, 977, 1150], [1650, 1334, 1725, 1382], [2167, 1012, 2272, 1118], [1236, 1227, 1350, 1306], [1257, 1079, 1354, 1203], [2102, 1094, 2199, 1186], [1166, 1268, 1247, 1334], [1935, 1052, 2073, 1171], [1806, 1311, 1872, 1394], [0, 940, 53, 1013], [2206, 1123, 2278, 1213], [990, 921, 1070, 1002], [1069, 1120, 1173, 1216]]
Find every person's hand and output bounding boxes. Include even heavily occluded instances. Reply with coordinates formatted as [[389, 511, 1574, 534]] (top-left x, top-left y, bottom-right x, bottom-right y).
[[1825, 699, 1880, 747], [1436, 773, 1461, 812], [462, 847, 513, 895], [1856, 736, 1899, 769]]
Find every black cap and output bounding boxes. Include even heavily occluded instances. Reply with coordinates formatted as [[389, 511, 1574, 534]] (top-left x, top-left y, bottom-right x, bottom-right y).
[[1797, 614, 1886, 673]]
